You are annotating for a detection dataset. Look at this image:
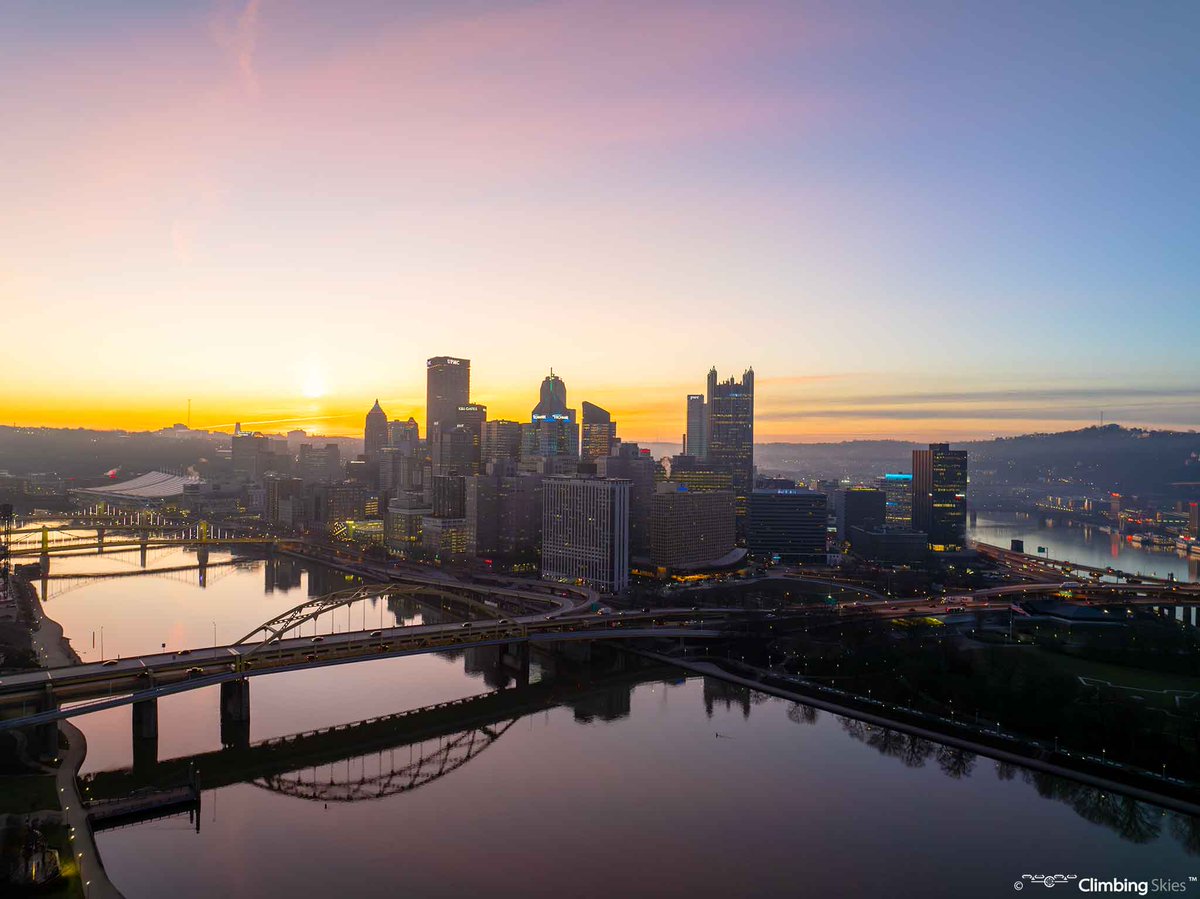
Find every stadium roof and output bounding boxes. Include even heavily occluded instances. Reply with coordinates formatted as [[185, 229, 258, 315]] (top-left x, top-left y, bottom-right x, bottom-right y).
[[72, 471, 198, 500]]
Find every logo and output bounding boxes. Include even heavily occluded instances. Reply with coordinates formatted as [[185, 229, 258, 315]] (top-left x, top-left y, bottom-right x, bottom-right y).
[[1016, 875, 1078, 890]]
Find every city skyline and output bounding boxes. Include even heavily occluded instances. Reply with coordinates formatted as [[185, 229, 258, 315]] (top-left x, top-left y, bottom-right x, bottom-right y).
[[4, 1, 1199, 441]]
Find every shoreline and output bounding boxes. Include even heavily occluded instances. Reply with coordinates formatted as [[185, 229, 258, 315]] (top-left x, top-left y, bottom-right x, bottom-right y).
[[12, 576, 123, 897], [18, 575, 82, 668]]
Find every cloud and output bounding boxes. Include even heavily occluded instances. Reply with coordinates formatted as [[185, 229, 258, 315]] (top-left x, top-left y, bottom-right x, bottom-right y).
[[213, 0, 263, 98]]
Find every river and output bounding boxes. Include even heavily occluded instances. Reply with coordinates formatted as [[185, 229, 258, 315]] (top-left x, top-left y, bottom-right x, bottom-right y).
[[971, 513, 1200, 582], [35, 546, 1200, 898]]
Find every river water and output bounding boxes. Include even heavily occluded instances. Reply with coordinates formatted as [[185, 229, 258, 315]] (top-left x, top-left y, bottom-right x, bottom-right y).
[[971, 513, 1200, 582], [36, 546, 1200, 898]]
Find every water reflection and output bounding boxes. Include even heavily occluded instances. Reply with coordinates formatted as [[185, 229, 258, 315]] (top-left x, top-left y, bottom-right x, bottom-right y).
[[828, 712, 1197, 853], [971, 513, 1197, 582]]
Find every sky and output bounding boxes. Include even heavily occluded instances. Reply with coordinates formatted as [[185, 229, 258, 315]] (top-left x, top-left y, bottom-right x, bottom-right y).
[[2, 0, 1198, 443]]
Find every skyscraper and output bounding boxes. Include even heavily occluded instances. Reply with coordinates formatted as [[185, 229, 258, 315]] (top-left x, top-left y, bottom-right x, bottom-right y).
[[533, 370, 572, 421], [835, 487, 886, 541], [581, 401, 617, 461], [649, 484, 736, 570], [748, 488, 827, 561], [877, 473, 913, 526], [706, 367, 754, 531], [388, 417, 420, 454], [542, 475, 630, 593], [364, 399, 388, 463], [481, 419, 522, 464], [685, 394, 707, 459], [523, 370, 579, 464], [426, 356, 470, 443], [911, 443, 968, 552]]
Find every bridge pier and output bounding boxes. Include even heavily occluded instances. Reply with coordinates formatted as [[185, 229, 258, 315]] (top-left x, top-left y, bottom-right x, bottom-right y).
[[198, 547, 209, 588], [139, 534, 148, 568], [30, 688, 59, 762], [500, 642, 530, 688], [132, 698, 159, 772], [220, 679, 250, 749], [96, 526, 105, 554]]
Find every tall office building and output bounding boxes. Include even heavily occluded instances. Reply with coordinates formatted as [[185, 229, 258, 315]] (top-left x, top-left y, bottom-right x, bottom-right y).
[[581, 402, 617, 461], [748, 489, 828, 561], [706, 367, 754, 531], [426, 356, 470, 443], [364, 400, 388, 463], [649, 484, 736, 570], [466, 467, 544, 562], [482, 419, 522, 464], [429, 402, 484, 477], [523, 370, 579, 463], [877, 473, 913, 527], [542, 476, 630, 593], [298, 443, 342, 484], [596, 444, 656, 560], [533, 370, 572, 420], [835, 488, 886, 541], [685, 394, 708, 459], [388, 417, 420, 454], [912, 443, 968, 552]]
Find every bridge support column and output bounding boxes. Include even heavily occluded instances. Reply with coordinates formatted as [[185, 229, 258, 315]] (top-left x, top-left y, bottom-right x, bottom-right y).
[[220, 679, 250, 749], [139, 534, 148, 568], [500, 642, 530, 688], [198, 546, 209, 588], [30, 688, 59, 762], [96, 527, 105, 554], [132, 698, 159, 772]]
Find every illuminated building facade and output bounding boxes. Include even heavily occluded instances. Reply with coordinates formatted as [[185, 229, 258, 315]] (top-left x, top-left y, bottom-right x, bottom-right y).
[[877, 473, 913, 527], [706, 367, 754, 533], [911, 444, 968, 552], [542, 476, 630, 593], [581, 401, 617, 461], [482, 420, 522, 464], [649, 485, 736, 570]]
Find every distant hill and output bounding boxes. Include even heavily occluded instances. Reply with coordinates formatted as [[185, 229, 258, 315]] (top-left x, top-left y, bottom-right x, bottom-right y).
[[755, 426, 1200, 495]]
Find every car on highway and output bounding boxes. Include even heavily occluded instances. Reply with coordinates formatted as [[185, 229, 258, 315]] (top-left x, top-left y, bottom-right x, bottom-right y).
[[370, 630, 382, 637], [310, 636, 324, 643], [102, 659, 119, 667], [185, 666, 204, 678]]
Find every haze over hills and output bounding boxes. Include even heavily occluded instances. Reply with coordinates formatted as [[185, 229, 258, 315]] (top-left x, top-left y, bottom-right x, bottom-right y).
[[756, 425, 1200, 495], [3, 423, 1199, 498]]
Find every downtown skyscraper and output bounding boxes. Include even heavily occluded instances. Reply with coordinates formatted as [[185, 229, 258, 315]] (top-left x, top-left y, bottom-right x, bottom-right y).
[[912, 443, 968, 552], [706, 367, 755, 531], [425, 356, 470, 443]]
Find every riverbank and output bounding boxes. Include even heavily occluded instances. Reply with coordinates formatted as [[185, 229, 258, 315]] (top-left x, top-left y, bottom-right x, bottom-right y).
[[20, 576, 81, 668], [1, 577, 120, 897], [649, 651, 1200, 818]]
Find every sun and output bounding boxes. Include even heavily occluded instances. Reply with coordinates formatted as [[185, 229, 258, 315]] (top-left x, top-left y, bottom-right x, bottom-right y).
[[301, 368, 328, 399]]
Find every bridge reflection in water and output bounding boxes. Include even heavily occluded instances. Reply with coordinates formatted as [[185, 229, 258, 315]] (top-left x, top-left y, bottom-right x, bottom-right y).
[[78, 639, 1200, 860], [82, 650, 669, 816]]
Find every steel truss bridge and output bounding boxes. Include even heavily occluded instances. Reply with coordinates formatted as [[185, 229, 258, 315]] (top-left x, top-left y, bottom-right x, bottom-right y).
[[6, 520, 272, 558], [0, 577, 741, 731]]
